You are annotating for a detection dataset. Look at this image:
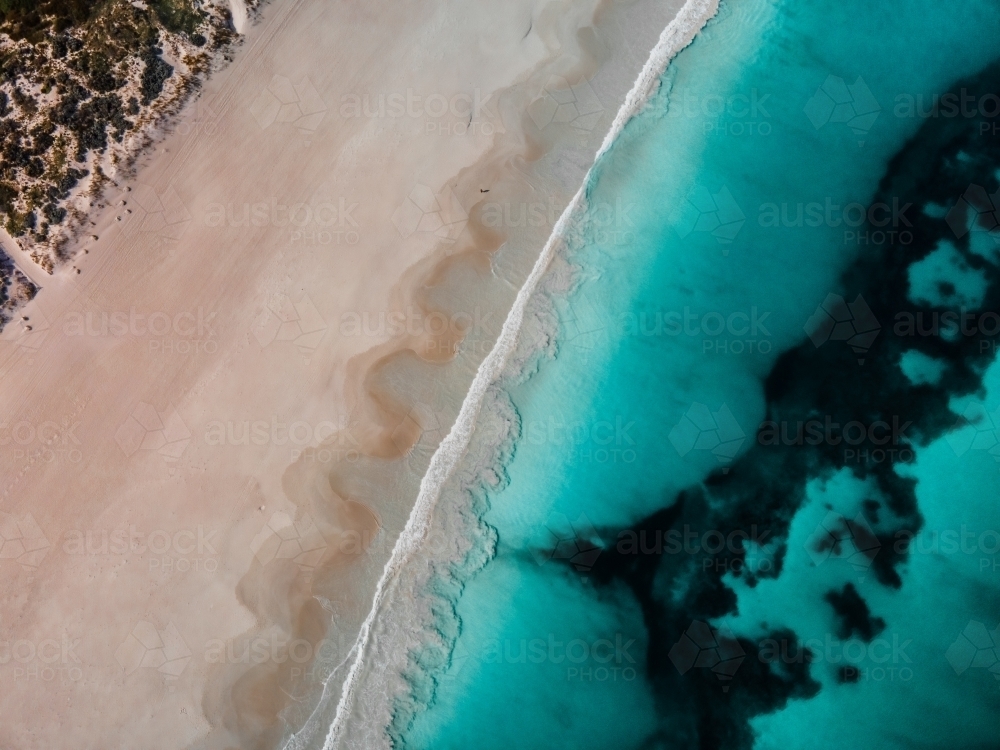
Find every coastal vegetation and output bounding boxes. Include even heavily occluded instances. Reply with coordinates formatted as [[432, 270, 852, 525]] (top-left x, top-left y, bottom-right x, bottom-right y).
[[0, 0, 240, 276]]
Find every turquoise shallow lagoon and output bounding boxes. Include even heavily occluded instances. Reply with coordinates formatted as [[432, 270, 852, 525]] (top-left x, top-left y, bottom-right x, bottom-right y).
[[397, 1, 1000, 747]]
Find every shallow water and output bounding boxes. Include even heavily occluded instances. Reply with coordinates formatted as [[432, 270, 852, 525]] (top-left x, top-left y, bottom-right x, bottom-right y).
[[397, 1, 1000, 747]]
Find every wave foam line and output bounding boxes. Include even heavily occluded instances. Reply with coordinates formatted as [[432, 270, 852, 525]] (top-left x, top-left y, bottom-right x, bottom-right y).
[[322, 0, 718, 746]]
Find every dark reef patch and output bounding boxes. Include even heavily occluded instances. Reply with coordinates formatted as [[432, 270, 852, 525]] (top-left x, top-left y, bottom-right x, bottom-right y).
[[548, 58, 1000, 749], [824, 583, 885, 641]]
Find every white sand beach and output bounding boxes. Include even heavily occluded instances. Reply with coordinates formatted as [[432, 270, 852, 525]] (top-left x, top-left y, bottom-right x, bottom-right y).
[[0, 0, 692, 747]]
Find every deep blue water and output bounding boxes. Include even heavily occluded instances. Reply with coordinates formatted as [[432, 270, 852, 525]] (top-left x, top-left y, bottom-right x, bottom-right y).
[[397, 1, 1000, 747]]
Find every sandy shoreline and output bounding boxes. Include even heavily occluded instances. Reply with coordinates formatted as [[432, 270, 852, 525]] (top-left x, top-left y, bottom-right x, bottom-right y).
[[0, 0, 699, 747], [321, 0, 719, 746]]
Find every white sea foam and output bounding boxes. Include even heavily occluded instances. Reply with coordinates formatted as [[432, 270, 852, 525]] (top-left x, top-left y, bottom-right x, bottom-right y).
[[283, 1, 720, 747]]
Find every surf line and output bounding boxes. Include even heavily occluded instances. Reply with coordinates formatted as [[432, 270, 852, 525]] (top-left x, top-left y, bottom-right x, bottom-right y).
[[322, 0, 720, 746]]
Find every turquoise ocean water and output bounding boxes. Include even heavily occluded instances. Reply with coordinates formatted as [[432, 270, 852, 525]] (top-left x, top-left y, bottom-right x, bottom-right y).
[[397, 1, 1000, 747]]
